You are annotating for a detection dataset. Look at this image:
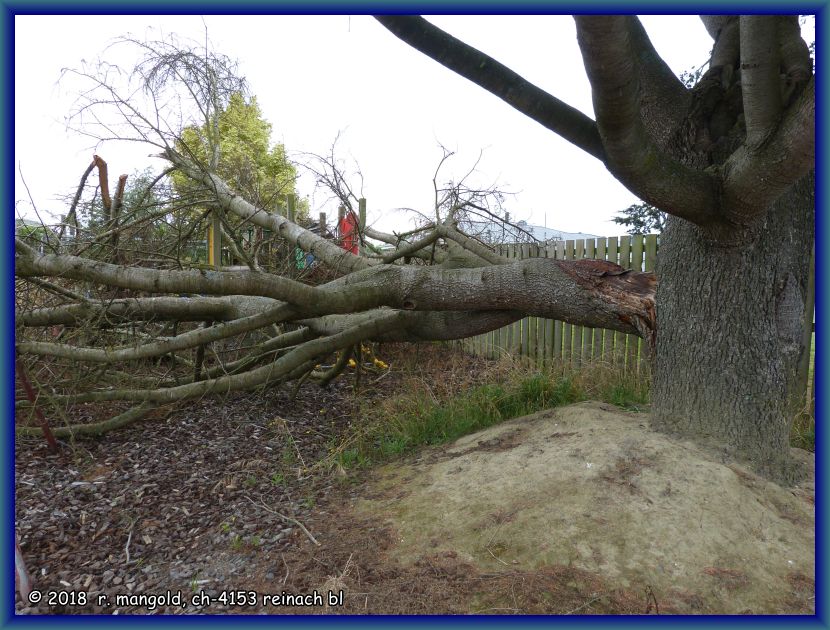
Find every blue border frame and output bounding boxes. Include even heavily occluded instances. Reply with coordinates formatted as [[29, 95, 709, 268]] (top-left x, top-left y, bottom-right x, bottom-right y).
[[815, 2, 827, 627], [0, 1, 828, 12], [3, 1, 826, 628]]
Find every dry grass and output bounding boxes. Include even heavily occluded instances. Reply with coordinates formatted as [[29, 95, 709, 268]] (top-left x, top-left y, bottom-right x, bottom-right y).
[[328, 344, 650, 469]]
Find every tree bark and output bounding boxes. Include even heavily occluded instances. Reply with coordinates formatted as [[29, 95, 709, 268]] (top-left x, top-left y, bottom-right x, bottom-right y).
[[574, 16, 722, 226], [651, 172, 814, 482]]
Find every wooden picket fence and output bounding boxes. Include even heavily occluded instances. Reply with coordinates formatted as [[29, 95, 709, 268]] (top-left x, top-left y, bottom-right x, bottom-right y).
[[460, 234, 816, 403]]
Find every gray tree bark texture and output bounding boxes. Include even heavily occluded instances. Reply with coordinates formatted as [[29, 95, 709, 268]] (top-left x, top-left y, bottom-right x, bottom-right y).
[[653, 175, 814, 479]]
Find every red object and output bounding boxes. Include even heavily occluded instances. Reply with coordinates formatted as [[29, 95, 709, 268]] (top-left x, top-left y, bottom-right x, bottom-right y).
[[338, 211, 359, 255], [16, 353, 59, 453]]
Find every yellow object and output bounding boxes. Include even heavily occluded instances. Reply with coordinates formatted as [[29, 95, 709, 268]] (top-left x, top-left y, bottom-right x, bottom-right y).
[[208, 212, 221, 268], [207, 223, 215, 266]]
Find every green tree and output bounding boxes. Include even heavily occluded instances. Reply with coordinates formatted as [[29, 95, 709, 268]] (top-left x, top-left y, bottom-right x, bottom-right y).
[[612, 202, 666, 234], [173, 92, 300, 217], [172, 92, 307, 268]]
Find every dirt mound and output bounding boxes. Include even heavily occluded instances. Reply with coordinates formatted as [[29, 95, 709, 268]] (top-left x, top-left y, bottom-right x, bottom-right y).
[[353, 401, 815, 614]]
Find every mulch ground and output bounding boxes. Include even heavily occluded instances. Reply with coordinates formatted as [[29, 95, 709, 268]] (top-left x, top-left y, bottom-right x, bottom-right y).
[[15, 344, 659, 615]]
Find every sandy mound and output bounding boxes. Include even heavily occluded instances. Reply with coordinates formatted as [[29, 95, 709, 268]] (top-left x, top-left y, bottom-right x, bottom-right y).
[[354, 401, 815, 614]]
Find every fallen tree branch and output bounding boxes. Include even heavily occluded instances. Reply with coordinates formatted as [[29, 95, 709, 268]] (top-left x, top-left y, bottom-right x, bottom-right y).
[[15, 402, 161, 438], [244, 496, 320, 547]]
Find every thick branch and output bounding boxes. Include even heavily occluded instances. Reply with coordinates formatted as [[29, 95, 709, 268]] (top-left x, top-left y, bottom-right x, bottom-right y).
[[740, 16, 783, 147], [302, 309, 523, 343], [574, 16, 722, 227], [107, 173, 129, 264], [202, 327, 316, 380], [16, 243, 320, 305], [17, 296, 278, 328], [17, 403, 159, 438], [16, 301, 296, 364], [374, 15, 606, 161], [779, 16, 812, 97], [337, 257, 655, 338], [701, 16, 740, 71], [17, 240, 655, 340], [721, 77, 814, 223], [626, 17, 691, 147]]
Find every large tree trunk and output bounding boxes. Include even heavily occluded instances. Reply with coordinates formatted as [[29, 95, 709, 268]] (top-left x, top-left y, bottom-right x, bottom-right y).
[[652, 173, 814, 482]]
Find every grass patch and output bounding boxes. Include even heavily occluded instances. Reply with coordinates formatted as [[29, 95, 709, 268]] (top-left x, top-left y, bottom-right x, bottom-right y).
[[372, 375, 582, 451], [790, 391, 815, 452], [604, 383, 648, 411], [335, 354, 650, 469], [790, 413, 815, 452], [793, 331, 815, 451], [329, 342, 813, 470]]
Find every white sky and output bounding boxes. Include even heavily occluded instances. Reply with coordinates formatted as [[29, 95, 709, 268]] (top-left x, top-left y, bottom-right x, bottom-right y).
[[15, 15, 733, 236]]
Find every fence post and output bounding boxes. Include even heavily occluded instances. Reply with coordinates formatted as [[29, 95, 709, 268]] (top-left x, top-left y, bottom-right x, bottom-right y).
[[572, 239, 586, 366], [287, 194, 296, 223], [605, 236, 619, 363], [593, 237, 607, 361], [582, 239, 596, 361], [616, 235, 632, 368], [494, 244, 505, 358], [562, 240, 575, 364], [527, 243, 539, 362], [505, 243, 512, 358], [642, 234, 659, 376], [509, 243, 522, 355], [552, 241, 565, 366], [644, 233, 658, 271], [543, 243, 555, 367], [628, 235, 645, 374], [520, 242, 531, 358], [337, 205, 345, 244], [209, 211, 222, 269], [535, 245, 546, 366]]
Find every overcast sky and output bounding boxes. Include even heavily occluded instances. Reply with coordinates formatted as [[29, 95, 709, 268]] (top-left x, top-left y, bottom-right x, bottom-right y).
[[13, 14, 797, 237]]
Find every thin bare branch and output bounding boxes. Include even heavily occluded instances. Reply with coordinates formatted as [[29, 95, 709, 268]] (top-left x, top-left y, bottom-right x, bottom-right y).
[[722, 77, 814, 223]]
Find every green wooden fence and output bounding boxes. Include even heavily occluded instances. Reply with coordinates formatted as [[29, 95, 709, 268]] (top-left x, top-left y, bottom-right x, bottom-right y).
[[460, 233, 816, 403]]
